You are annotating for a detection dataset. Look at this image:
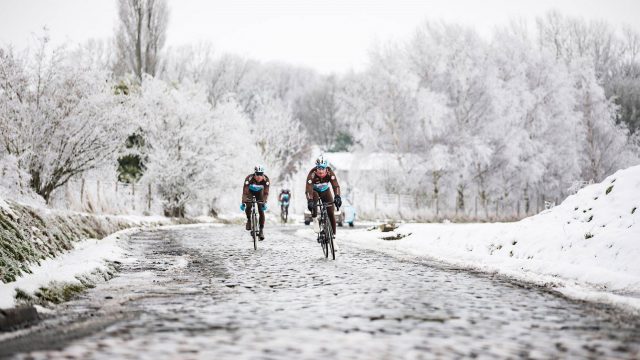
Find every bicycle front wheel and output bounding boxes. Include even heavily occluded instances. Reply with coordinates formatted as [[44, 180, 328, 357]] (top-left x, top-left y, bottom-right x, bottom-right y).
[[320, 224, 328, 258], [251, 210, 258, 250], [326, 221, 335, 260]]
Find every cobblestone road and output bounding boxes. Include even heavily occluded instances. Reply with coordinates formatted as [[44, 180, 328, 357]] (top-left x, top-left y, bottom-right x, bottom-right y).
[[2, 224, 639, 359]]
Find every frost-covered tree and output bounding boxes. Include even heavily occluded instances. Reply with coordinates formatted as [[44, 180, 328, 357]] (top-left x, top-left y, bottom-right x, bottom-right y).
[[572, 60, 635, 181], [115, 0, 169, 80], [406, 22, 500, 209], [337, 17, 639, 219], [294, 75, 353, 151], [536, 11, 640, 135], [134, 78, 217, 217], [202, 99, 258, 214], [253, 99, 310, 182], [0, 154, 43, 205], [162, 42, 214, 85], [491, 24, 581, 202], [0, 37, 129, 202]]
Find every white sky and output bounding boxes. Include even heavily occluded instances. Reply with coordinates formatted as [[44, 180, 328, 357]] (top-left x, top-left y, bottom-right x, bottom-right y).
[[0, 0, 638, 74]]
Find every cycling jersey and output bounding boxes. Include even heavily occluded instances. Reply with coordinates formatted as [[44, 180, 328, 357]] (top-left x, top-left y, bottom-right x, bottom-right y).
[[305, 167, 340, 200], [242, 173, 270, 203]]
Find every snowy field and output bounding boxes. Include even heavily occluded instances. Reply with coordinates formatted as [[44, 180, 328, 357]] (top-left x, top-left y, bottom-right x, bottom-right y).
[[337, 165, 640, 312]]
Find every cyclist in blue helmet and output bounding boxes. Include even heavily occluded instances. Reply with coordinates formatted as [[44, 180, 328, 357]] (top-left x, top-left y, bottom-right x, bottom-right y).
[[305, 155, 342, 240], [241, 165, 270, 240]]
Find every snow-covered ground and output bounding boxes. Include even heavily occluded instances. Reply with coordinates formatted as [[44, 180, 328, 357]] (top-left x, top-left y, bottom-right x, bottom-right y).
[[335, 165, 640, 312]]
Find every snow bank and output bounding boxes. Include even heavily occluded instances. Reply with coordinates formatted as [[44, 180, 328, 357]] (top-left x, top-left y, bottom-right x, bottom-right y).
[[340, 165, 640, 310], [0, 228, 136, 308], [0, 197, 206, 309], [0, 199, 173, 284]]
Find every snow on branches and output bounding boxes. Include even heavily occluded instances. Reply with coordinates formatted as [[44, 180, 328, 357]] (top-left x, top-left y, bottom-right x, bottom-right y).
[[0, 37, 129, 203]]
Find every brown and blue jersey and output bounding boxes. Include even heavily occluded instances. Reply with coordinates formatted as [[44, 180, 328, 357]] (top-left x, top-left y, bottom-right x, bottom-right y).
[[305, 167, 340, 200], [242, 174, 270, 202]]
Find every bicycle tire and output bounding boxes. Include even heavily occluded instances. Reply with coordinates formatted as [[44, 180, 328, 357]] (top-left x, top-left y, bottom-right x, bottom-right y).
[[251, 208, 258, 250], [320, 229, 328, 258], [319, 213, 328, 258], [326, 220, 335, 260]]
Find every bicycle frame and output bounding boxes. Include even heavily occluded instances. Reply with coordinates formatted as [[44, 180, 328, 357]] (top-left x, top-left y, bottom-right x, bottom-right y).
[[316, 197, 335, 260], [247, 196, 265, 250]]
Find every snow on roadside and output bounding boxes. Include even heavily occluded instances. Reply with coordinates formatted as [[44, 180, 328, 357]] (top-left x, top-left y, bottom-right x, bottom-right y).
[[335, 165, 640, 312], [0, 228, 137, 309]]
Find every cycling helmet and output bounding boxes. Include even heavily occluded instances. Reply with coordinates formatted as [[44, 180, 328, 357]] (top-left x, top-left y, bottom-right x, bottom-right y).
[[315, 155, 328, 169], [254, 165, 265, 175]]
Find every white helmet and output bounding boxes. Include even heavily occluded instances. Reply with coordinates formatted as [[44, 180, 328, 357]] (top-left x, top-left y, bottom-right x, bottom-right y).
[[254, 165, 265, 175], [315, 155, 328, 169]]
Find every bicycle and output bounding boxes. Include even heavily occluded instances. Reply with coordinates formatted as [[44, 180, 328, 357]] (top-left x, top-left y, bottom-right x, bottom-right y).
[[315, 197, 336, 260], [247, 196, 264, 250], [280, 201, 289, 223]]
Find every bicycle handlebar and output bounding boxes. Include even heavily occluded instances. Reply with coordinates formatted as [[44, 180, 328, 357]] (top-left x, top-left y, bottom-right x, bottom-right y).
[[243, 199, 265, 205]]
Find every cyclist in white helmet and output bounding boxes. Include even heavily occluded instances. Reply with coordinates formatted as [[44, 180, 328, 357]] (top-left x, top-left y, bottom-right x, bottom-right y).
[[305, 155, 342, 245], [241, 165, 270, 240]]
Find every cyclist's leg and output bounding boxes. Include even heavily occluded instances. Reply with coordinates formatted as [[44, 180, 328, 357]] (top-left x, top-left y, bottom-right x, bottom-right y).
[[244, 196, 253, 230], [255, 191, 265, 230], [311, 192, 319, 218]]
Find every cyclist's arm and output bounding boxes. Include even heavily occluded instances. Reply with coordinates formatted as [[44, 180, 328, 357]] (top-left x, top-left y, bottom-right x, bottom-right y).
[[263, 175, 270, 202], [329, 168, 341, 196], [305, 169, 315, 200], [242, 176, 251, 202]]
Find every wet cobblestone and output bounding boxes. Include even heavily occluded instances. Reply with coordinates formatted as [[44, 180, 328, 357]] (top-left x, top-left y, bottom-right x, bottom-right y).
[[5, 225, 640, 359]]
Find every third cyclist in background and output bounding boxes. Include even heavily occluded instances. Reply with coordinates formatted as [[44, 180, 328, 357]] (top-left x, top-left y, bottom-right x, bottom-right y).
[[279, 188, 291, 223], [305, 155, 342, 250]]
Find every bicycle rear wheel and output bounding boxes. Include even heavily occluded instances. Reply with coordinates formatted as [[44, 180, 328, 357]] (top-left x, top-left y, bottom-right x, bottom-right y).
[[320, 233, 328, 258]]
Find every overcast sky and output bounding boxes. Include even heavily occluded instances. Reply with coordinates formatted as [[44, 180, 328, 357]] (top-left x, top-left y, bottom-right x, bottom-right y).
[[0, 0, 638, 74]]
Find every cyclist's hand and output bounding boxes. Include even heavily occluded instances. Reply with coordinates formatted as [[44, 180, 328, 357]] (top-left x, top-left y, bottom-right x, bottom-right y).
[[240, 203, 246, 211], [307, 200, 315, 211], [334, 195, 342, 209], [262, 204, 268, 211]]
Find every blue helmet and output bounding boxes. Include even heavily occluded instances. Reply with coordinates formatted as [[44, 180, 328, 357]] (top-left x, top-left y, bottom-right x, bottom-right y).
[[315, 155, 328, 169]]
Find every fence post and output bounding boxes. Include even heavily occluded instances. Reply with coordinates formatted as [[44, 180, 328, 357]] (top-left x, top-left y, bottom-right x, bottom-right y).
[[96, 180, 101, 207], [474, 197, 478, 220], [517, 199, 520, 218], [80, 178, 85, 205], [132, 182, 136, 211], [374, 193, 377, 210], [148, 183, 152, 212], [65, 181, 70, 204]]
